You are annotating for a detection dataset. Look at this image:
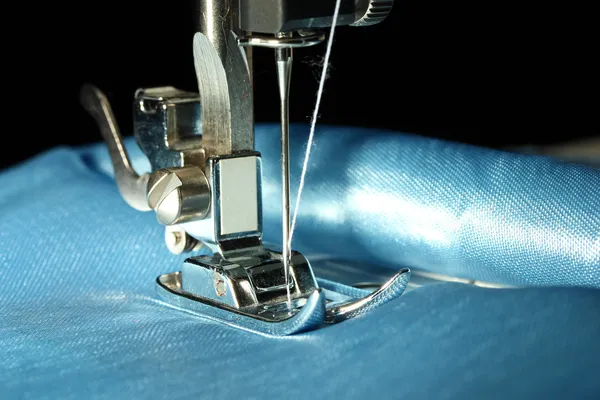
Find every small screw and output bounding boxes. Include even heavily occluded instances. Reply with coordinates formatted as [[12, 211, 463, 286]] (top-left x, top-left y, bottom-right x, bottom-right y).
[[165, 227, 201, 254]]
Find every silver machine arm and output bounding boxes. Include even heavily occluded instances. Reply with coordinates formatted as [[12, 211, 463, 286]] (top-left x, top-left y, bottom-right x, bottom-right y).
[[80, 0, 411, 335]]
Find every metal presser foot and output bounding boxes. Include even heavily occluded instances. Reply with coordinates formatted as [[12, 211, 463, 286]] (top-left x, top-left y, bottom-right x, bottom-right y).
[[80, 0, 408, 335]]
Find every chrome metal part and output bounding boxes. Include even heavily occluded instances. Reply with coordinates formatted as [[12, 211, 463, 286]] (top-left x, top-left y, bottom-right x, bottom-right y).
[[156, 249, 324, 335], [147, 166, 210, 225], [181, 250, 317, 308], [80, 84, 151, 212], [156, 251, 411, 334], [351, 0, 394, 27], [238, 31, 325, 49], [193, 0, 253, 157], [181, 153, 263, 255], [165, 226, 202, 255], [216, 156, 260, 236], [157, 272, 326, 335], [83, 82, 414, 335], [134, 87, 213, 227], [324, 268, 410, 323], [82, 0, 410, 335], [275, 34, 294, 305], [134, 87, 204, 171], [84, 85, 213, 228], [238, 0, 392, 33]]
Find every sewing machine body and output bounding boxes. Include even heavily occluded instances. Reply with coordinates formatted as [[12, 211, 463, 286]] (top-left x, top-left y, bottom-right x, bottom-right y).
[[81, 0, 410, 335]]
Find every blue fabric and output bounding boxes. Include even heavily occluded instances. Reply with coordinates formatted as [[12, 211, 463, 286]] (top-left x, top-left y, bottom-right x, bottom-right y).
[[1, 124, 600, 398], [89, 123, 600, 288], [257, 125, 600, 288]]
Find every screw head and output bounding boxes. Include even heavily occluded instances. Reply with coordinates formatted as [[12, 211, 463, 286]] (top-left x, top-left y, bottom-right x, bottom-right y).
[[148, 171, 184, 225], [147, 166, 211, 225], [164, 226, 201, 254]]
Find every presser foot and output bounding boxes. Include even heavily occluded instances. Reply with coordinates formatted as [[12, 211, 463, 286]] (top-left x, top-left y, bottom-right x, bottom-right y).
[[157, 272, 327, 336], [155, 249, 411, 335]]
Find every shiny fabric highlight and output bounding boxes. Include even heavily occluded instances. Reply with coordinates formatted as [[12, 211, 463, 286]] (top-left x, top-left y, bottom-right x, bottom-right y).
[[90, 124, 600, 288], [259, 125, 600, 287]]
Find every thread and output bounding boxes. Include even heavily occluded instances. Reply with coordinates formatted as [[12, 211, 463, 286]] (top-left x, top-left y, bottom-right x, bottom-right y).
[[289, 0, 342, 247]]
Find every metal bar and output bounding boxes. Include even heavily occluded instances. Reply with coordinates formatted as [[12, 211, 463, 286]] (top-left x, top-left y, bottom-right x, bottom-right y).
[[276, 41, 293, 306]]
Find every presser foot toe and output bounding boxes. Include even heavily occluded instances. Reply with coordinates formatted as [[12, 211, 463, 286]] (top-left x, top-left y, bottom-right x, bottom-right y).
[[323, 268, 411, 324]]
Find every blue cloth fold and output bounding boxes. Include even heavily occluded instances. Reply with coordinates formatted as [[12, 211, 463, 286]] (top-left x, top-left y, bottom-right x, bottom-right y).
[[83, 123, 600, 288], [1, 125, 599, 398], [256, 124, 599, 287]]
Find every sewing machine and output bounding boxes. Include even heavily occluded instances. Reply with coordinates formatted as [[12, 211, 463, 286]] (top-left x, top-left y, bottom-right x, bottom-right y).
[[80, 0, 410, 335]]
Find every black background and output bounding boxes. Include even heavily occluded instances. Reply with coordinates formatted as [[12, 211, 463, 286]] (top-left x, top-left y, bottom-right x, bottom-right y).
[[2, 0, 597, 169]]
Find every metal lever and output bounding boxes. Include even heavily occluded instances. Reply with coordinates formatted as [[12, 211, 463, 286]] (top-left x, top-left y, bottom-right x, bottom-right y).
[[80, 84, 151, 212]]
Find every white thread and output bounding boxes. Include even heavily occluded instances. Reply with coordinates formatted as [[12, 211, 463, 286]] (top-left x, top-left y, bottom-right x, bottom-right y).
[[288, 0, 342, 247]]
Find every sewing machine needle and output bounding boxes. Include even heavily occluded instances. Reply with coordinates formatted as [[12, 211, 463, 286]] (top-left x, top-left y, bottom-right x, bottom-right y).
[[276, 45, 293, 308]]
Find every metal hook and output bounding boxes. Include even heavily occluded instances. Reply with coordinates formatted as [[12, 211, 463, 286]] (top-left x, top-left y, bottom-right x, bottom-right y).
[[79, 84, 151, 211], [325, 269, 411, 324]]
